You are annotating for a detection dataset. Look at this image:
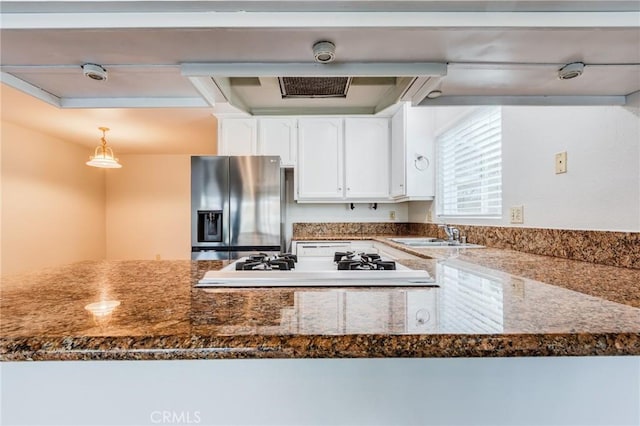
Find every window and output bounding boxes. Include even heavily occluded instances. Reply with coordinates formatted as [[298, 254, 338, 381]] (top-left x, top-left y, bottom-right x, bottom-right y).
[[436, 107, 502, 217]]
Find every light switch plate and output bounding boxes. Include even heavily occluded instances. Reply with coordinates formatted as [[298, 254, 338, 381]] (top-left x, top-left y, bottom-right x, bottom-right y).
[[510, 205, 524, 224], [555, 151, 567, 174]]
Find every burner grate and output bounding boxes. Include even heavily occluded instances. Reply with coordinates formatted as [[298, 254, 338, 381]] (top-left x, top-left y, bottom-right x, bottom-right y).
[[334, 252, 396, 271], [235, 253, 297, 271]]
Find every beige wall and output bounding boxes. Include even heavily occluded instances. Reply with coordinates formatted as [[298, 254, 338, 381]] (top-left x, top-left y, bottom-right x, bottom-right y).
[[1, 121, 106, 275], [106, 155, 201, 260]]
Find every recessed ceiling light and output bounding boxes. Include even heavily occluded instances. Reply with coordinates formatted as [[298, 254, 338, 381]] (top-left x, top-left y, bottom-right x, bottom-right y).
[[426, 90, 443, 99], [312, 41, 336, 64], [558, 62, 585, 80], [82, 63, 108, 81]]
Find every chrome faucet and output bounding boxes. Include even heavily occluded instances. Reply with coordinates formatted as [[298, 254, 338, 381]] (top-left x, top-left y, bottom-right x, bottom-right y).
[[438, 224, 460, 243]]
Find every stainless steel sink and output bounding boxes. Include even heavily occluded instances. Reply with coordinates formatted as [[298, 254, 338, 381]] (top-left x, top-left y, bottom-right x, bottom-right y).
[[389, 238, 484, 248]]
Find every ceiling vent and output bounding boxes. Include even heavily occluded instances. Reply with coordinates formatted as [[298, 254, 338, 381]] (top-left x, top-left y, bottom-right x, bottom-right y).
[[279, 77, 352, 98]]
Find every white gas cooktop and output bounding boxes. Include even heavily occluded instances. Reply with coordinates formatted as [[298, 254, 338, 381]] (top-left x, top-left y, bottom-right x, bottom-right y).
[[197, 255, 435, 287]]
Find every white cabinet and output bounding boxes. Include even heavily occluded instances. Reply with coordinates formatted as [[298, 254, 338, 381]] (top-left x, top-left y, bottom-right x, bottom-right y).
[[218, 118, 258, 155], [218, 115, 395, 202], [344, 118, 390, 199], [297, 117, 390, 201], [390, 103, 435, 200], [219, 118, 296, 166], [296, 118, 344, 200], [258, 118, 297, 167]]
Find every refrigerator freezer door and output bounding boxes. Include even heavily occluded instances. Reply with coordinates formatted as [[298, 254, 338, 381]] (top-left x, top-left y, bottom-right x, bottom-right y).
[[229, 156, 282, 248], [191, 156, 230, 249]]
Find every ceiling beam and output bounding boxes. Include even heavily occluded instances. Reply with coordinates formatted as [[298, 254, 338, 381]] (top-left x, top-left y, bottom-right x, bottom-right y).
[[3, 11, 639, 29], [182, 62, 447, 78], [1, 72, 61, 107], [60, 97, 209, 108], [417, 95, 628, 106], [2, 1, 640, 14], [447, 62, 640, 70], [2, 69, 209, 109]]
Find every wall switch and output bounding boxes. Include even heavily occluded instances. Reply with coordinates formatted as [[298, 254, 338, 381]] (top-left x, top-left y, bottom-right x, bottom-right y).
[[389, 210, 396, 220], [555, 151, 567, 174], [509, 205, 524, 224]]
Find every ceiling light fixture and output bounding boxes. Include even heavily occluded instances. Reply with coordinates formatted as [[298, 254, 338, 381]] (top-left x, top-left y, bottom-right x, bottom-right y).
[[558, 62, 585, 80], [86, 127, 122, 169], [82, 63, 108, 81], [426, 90, 443, 99], [312, 41, 336, 63]]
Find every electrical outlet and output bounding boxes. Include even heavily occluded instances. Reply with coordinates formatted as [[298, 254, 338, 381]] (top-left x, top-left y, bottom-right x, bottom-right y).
[[389, 210, 396, 220], [555, 151, 567, 174], [155, 254, 161, 260], [509, 205, 524, 224], [511, 277, 525, 298]]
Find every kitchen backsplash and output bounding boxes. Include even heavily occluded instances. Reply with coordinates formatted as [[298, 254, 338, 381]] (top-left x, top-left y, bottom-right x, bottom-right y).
[[292, 222, 411, 239], [292, 222, 640, 269]]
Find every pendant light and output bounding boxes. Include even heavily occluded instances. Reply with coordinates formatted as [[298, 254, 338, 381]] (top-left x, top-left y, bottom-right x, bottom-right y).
[[86, 127, 122, 169]]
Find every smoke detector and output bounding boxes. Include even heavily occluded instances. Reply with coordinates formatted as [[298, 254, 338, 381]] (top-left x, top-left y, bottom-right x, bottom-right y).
[[312, 41, 336, 63], [558, 62, 584, 80], [82, 63, 108, 81]]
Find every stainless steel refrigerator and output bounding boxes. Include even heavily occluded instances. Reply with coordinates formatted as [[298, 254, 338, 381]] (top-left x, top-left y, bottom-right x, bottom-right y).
[[191, 156, 284, 260]]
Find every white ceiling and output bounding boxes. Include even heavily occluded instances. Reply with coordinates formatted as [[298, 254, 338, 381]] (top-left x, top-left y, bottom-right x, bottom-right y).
[[0, 1, 639, 150]]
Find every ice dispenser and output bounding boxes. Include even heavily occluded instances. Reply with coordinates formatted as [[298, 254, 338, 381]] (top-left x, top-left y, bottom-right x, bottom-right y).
[[197, 210, 223, 242]]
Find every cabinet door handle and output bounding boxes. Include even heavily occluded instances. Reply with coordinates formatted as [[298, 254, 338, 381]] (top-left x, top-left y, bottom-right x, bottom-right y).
[[338, 187, 342, 191], [347, 187, 351, 191]]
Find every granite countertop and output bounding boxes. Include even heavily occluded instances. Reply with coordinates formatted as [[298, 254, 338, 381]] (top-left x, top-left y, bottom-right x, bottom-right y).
[[1, 240, 639, 360], [375, 237, 640, 309]]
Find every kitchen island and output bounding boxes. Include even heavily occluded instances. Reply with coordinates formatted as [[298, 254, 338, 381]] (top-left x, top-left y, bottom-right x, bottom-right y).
[[2, 242, 639, 426], [2, 240, 639, 360]]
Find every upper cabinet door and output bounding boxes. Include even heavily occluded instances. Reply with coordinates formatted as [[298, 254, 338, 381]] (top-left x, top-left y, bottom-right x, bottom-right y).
[[258, 118, 297, 167], [388, 103, 435, 201], [404, 106, 435, 198], [218, 119, 258, 155], [297, 118, 344, 200], [344, 118, 390, 199]]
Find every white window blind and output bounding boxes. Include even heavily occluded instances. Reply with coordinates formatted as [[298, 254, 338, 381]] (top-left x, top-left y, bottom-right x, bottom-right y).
[[436, 107, 502, 217]]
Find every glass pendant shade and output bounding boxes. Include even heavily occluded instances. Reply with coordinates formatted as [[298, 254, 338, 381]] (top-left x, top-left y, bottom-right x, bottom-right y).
[[86, 127, 122, 168]]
